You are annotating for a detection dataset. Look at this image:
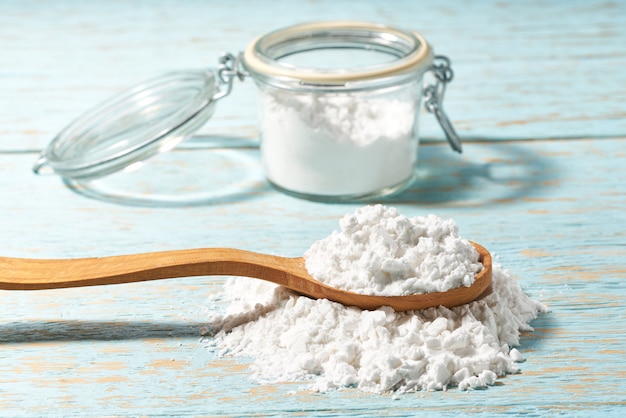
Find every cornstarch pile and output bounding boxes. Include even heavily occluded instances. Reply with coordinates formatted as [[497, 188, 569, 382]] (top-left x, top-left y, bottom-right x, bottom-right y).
[[204, 205, 547, 393]]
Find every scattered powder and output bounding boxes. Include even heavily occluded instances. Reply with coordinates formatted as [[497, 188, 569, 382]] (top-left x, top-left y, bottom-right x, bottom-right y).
[[304, 205, 483, 295], [259, 89, 419, 196], [204, 206, 548, 393]]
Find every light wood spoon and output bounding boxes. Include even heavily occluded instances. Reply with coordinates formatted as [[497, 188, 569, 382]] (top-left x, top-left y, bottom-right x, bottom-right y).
[[0, 242, 491, 311]]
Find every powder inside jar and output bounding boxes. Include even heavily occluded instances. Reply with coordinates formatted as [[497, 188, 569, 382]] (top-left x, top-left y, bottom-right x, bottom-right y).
[[259, 89, 420, 197]]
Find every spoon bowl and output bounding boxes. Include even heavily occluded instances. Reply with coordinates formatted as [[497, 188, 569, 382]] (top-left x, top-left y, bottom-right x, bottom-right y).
[[0, 242, 491, 311]]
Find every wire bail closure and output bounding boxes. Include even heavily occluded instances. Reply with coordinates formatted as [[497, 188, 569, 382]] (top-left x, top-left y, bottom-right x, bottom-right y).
[[424, 55, 462, 153], [214, 52, 248, 101]]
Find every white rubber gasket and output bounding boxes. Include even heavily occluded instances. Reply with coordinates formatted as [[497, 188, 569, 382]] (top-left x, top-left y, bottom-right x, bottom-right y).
[[243, 21, 433, 84]]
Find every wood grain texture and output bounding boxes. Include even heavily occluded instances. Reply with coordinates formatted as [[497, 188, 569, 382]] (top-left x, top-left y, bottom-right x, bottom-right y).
[[0, 0, 625, 151], [1, 137, 624, 415], [0, 0, 625, 416]]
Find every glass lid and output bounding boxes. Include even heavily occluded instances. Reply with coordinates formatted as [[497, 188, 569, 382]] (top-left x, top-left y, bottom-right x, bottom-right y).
[[33, 70, 220, 180]]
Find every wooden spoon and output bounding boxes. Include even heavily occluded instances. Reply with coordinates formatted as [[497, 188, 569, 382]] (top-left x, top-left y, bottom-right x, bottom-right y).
[[0, 242, 491, 311]]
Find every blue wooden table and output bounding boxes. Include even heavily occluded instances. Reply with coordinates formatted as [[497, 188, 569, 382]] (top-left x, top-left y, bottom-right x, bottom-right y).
[[1, 0, 625, 416]]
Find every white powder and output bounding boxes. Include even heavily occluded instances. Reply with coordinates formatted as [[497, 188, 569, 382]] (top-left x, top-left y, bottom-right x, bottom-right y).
[[259, 89, 420, 196], [304, 205, 483, 295], [203, 206, 548, 393]]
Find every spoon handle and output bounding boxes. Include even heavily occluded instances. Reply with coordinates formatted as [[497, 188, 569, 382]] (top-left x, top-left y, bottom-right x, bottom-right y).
[[0, 244, 493, 312], [0, 248, 305, 291]]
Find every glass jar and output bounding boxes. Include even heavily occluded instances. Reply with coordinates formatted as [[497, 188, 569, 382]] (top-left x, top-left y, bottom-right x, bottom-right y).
[[35, 21, 460, 205], [244, 22, 434, 201]]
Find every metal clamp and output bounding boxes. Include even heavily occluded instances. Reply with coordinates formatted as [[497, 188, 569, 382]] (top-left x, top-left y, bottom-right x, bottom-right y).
[[424, 55, 462, 153], [212, 52, 248, 101]]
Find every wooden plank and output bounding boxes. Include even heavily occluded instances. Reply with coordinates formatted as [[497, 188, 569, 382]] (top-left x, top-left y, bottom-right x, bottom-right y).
[[0, 0, 624, 151], [1, 0, 625, 415], [0, 137, 624, 415]]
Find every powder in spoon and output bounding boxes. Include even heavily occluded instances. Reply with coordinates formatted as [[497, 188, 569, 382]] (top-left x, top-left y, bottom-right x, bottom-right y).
[[204, 205, 547, 393], [304, 205, 483, 295]]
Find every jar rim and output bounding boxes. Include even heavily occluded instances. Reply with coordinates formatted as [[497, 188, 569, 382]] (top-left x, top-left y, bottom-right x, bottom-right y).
[[243, 21, 433, 84]]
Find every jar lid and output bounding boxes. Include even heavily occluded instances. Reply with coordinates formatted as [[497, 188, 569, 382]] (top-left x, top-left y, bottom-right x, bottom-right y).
[[33, 70, 220, 180], [243, 21, 433, 85]]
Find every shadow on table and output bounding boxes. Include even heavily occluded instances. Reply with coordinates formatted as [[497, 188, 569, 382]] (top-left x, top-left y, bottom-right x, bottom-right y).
[[56, 136, 556, 207], [380, 140, 557, 206], [60, 135, 270, 208], [0, 320, 207, 343], [518, 311, 555, 352]]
